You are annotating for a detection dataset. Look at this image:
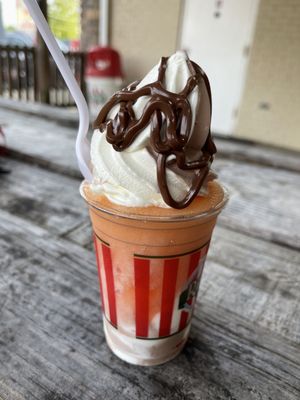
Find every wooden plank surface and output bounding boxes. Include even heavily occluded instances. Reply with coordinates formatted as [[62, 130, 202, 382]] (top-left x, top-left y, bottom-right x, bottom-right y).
[[1, 106, 300, 399], [215, 159, 300, 250], [215, 137, 300, 173], [1, 100, 299, 172], [2, 106, 299, 250], [0, 159, 87, 237], [0, 107, 80, 177], [1, 157, 299, 338], [1, 105, 300, 180], [0, 210, 299, 400], [0, 90, 79, 125], [1, 154, 300, 253]]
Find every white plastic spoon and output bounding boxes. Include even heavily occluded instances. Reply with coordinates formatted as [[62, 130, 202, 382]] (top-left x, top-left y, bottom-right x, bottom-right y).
[[23, 0, 92, 181]]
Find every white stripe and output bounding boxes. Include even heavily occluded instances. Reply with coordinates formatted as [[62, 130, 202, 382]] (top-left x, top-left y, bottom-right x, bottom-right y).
[[148, 258, 164, 338]]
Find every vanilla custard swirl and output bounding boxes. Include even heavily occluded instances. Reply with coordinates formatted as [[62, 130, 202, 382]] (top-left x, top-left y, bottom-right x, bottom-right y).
[[93, 53, 216, 209]]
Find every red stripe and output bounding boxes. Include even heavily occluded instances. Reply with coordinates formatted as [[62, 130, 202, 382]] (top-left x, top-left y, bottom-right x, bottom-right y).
[[134, 258, 150, 337], [93, 235, 105, 314], [179, 311, 189, 331], [101, 243, 117, 327], [159, 259, 179, 337], [188, 251, 201, 277]]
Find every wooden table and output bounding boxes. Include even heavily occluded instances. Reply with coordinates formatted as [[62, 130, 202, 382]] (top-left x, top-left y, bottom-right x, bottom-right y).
[[0, 107, 299, 400]]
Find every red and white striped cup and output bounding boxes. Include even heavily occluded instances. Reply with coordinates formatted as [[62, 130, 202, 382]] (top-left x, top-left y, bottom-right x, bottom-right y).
[[83, 191, 227, 366]]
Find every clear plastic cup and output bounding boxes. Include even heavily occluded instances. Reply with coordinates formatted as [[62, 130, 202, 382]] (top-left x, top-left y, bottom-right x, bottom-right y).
[[80, 183, 228, 366]]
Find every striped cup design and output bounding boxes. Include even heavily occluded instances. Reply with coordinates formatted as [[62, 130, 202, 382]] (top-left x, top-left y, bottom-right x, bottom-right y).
[[94, 233, 209, 339]]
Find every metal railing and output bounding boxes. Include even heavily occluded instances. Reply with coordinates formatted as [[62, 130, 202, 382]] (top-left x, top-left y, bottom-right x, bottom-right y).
[[0, 45, 38, 102], [49, 51, 86, 106], [0, 45, 86, 106]]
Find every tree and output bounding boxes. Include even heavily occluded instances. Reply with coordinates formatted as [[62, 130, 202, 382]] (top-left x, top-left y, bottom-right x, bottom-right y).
[[48, 0, 80, 41]]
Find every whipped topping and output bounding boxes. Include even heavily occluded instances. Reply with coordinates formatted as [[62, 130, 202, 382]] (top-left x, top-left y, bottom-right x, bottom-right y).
[[90, 51, 215, 208]]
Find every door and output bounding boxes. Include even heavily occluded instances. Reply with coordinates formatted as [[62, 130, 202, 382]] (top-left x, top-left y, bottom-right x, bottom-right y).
[[179, 0, 260, 135]]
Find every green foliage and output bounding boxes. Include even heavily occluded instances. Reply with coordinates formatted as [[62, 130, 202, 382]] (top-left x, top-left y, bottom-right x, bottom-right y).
[[4, 26, 16, 32], [48, 0, 80, 40]]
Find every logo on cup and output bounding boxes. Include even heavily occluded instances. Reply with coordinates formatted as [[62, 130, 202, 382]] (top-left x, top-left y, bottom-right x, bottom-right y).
[[178, 272, 202, 311]]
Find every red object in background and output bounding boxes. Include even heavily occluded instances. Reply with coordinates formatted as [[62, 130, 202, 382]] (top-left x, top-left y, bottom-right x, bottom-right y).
[[85, 46, 124, 116], [85, 46, 123, 78]]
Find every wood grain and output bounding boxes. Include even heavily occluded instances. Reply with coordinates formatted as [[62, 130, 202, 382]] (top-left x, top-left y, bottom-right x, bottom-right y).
[[203, 227, 300, 344], [1, 100, 299, 171], [0, 207, 299, 399], [215, 137, 300, 173], [1, 107, 300, 399], [0, 159, 88, 236], [1, 105, 300, 180], [0, 107, 80, 177], [2, 154, 300, 253], [0, 97, 79, 127], [215, 158, 300, 250]]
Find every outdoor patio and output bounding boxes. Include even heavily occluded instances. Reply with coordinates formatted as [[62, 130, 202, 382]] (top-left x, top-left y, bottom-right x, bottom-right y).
[[0, 102, 299, 399], [1, 0, 300, 398]]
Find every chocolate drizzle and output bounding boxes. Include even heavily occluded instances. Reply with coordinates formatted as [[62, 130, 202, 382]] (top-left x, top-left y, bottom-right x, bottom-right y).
[[94, 55, 216, 209]]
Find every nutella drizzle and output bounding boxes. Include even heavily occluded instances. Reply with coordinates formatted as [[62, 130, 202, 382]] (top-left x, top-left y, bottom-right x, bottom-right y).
[[94, 56, 216, 209]]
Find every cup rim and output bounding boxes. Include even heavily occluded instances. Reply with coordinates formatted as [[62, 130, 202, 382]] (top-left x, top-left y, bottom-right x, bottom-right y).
[[80, 181, 229, 223]]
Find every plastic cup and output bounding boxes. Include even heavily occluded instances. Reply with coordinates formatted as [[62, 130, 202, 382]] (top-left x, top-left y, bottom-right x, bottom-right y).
[[80, 183, 228, 366]]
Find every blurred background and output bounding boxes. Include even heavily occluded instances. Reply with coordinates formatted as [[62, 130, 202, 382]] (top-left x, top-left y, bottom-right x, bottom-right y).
[[0, 0, 299, 150], [0, 2, 300, 397]]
